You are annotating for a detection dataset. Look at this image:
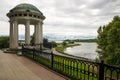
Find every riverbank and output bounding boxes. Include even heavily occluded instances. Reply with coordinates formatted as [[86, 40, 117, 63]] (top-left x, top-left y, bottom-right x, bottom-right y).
[[54, 43, 94, 61], [55, 42, 98, 60], [56, 43, 80, 54], [55, 39, 96, 54]]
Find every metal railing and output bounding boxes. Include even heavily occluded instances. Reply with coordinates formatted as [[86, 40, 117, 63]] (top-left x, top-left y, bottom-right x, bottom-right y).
[[22, 46, 120, 80]]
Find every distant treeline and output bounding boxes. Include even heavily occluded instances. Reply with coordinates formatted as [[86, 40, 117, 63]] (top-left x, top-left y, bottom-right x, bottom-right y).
[[75, 39, 97, 42], [65, 39, 97, 43]]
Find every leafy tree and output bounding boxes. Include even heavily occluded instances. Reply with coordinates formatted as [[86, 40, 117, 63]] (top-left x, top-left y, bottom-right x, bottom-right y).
[[30, 33, 57, 48], [0, 36, 9, 48], [50, 41, 57, 48], [30, 33, 34, 45], [43, 38, 49, 47], [97, 16, 120, 66], [43, 38, 57, 49], [62, 41, 67, 47]]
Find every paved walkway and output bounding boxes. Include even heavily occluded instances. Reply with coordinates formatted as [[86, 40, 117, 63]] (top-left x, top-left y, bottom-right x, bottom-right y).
[[0, 50, 67, 80]]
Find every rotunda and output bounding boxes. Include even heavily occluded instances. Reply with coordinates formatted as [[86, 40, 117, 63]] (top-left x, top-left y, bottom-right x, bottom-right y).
[[7, 3, 45, 49]]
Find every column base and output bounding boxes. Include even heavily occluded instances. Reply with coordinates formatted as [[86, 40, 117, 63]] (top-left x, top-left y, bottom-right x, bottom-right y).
[[4, 48, 22, 55]]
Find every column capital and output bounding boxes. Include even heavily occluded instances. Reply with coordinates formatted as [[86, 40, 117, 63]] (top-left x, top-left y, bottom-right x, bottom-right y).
[[38, 21, 43, 25], [9, 20, 12, 23], [14, 20, 18, 24], [9, 20, 14, 23], [26, 20, 30, 23]]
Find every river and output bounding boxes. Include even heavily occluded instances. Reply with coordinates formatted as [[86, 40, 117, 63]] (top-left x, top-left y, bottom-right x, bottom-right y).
[[64, 42, 98, 60]]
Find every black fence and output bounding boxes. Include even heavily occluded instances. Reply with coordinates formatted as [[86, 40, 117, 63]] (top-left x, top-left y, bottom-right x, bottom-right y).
[[22, 46, 120, 80]]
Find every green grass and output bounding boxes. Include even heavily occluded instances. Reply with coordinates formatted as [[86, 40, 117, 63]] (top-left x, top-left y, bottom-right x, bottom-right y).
[[37, 56, 51, 67], [24, 53, 51, 67]]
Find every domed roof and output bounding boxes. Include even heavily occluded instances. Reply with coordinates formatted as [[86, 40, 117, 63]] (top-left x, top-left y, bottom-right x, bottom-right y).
[[10, 3, 41, 13]]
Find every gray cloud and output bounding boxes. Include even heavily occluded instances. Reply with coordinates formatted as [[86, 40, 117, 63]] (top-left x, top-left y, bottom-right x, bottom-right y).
[[88, 0, 116, 9], [0, 0, 120, 38]]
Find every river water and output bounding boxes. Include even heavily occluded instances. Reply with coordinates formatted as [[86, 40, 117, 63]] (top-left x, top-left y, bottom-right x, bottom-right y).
[[64, 42, 98, 60]]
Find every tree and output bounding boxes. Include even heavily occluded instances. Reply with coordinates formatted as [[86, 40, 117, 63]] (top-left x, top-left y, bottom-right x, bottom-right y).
[[50, 41, 57, 48], [43, 38, 57, 49], [0, 36, 9, 48], [30, 33, 57, 49], [30, 33, 34, 45], [43, 38, 49, 47], [62, 41, 67, 47], [97, 16, 120, 66]]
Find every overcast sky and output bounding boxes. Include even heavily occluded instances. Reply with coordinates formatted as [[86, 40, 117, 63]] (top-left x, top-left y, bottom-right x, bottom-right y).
[[0, 0, 120, 38]]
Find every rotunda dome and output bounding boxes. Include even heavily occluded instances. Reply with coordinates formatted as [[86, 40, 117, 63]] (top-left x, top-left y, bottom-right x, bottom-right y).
[[7, 3, 45, 20], [10, 3, 41, 13]]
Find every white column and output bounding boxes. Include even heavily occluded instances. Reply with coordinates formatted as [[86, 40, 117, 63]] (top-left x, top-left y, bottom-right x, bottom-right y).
[[14, 20, 18, 48], [38, 23, 40, 44], [16, 24, 18, 44], [39, 22, 43, 44], [34, 21, 43, 48], [9, 21, 14, 49], [34, 24, 38, 44], [25, 20, 30, 44], [34, 22, 43, 48], [35, 22, 43, 44]]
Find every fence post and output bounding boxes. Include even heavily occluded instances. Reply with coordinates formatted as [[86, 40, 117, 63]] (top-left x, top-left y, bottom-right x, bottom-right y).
[[22, 44, 24, 55], [51, 51, 54, 69], [33, 48, 35, 60], [40, 43, 42, 50], [99, 60, 104, 80]]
